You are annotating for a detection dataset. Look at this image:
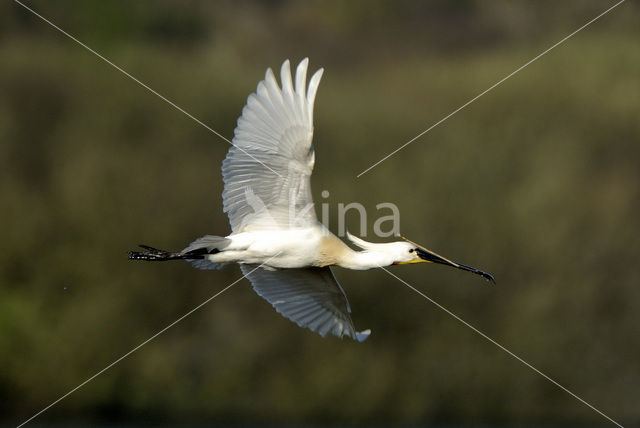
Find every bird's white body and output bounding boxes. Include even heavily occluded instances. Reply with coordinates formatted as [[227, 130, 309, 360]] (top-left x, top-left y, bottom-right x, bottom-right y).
[[209, 226, 417, 270], [131, 58, 492, 342], [213, 227, 324, 268]]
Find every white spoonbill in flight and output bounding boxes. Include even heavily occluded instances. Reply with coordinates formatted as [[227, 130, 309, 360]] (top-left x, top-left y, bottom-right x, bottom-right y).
[[129, 58, 493, 342]]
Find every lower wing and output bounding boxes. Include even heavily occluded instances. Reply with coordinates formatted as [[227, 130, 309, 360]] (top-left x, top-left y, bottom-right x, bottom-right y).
[[240, 265, 370, 342]]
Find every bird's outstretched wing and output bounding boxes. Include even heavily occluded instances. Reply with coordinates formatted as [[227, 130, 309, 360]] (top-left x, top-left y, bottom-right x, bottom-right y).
[[240, 265, 370, 342], [222, 58, 323, 233]]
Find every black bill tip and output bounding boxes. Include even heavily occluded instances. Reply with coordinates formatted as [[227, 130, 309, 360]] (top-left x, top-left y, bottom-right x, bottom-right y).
[[416, 247, 495, 284], [456, 263, 495, 283]]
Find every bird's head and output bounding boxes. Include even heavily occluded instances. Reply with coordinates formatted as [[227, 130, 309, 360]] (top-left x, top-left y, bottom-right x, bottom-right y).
[[394, 234, 495, 282], [346, 232, 493, 282]]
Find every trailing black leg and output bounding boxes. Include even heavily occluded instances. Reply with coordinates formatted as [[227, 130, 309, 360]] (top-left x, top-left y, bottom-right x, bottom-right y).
[[128, 244, 222, 262], [128, 235, 230, 270], [128, 245, 185, 261]]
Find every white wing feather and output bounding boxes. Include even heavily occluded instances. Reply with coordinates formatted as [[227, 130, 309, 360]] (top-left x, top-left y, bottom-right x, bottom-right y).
[[241, 265, 370, 341], [222, 59, 324, 232]]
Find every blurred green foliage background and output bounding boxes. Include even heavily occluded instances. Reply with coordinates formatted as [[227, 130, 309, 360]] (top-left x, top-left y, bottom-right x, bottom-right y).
[[1, 0, 639, 426]]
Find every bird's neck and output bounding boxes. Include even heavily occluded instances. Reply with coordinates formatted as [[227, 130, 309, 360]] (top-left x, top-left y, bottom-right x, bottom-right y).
[[338, 247, 395, 270], [318, 233, 396, 270]]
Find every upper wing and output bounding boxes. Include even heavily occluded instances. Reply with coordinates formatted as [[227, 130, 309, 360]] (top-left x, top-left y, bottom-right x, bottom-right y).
[[222, 58, 323, 233], [240, 265, 370, 342]]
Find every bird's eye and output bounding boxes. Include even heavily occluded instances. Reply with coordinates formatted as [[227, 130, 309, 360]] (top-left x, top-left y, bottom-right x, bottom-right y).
[[409, 248, 414, 253]]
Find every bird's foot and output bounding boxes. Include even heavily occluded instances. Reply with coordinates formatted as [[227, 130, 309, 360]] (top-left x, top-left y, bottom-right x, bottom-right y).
[[128, 245, 180, 261]]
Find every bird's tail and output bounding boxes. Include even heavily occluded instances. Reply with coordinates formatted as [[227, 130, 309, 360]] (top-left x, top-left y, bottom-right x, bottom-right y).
[[128, 235, 231, 270]]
